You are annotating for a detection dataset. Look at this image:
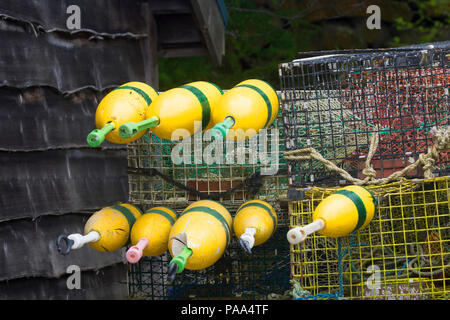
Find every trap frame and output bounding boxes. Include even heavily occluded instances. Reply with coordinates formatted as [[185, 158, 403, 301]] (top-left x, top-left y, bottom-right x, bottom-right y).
[[127, 110, 288, 209], [128, 218, 291, 300], [290, 176, 449, 300], [279, 46, 449, 187], [126, 102, 292, 299]]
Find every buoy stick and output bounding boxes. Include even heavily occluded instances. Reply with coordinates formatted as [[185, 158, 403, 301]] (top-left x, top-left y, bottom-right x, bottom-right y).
[[168, 245, 193, 281], [56, 231, 100, 255], [126, 238, 149, 264], [211, 116, 235, 138], [118, 116, 159, 139], [239, 227, 256, 254], [87, 122, 115, 147], [287, 219, 325, 245]]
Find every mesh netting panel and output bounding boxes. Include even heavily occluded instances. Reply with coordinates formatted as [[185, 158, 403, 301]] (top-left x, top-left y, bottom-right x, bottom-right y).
[[280, 47, 449, 187], [128, 207, 291, 300], [127, 110, 288, 209], [290, 177, 450, 300]]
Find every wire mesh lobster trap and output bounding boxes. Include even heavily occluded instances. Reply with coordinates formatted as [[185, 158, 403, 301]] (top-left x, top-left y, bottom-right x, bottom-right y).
[[289, 176, 450, 300], [279, 45, 449, 187], [128, 217, 291, 300], [126, 99, 292, 299], [127, 110, 288, 209]]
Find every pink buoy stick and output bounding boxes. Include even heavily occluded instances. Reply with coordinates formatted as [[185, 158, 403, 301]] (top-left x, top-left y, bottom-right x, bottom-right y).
[[126, 238, 149, 264]]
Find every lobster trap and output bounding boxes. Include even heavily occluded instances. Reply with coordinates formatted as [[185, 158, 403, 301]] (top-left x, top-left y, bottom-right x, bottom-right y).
[[128, 218, 291, 300], [279, 45, 449, 187], [126, 103, 292, 299], [127, 110, 288, 209], [290, 176, 450, 300]]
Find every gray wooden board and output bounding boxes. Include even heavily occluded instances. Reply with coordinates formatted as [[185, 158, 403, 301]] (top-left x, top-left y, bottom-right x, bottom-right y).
[[0, 87, 128, 151], [0, 19, 148, 93], [0, 213, 127, 281], [0, 149, 128, 222], [0, 263, 128, 299], [0, 0, 148, 37]]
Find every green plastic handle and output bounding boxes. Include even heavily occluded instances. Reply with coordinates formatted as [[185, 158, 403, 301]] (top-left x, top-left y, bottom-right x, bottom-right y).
[[118, 116, 159, 139], [169, 245, 193, 274], [87, 122, 115, 147], [211, 116, 235, 138]]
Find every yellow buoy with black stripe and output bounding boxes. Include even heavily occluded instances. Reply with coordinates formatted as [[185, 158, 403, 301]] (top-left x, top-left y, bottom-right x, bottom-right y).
[[118, 81, 223, 141], [287, 186, 376, 244], [167, 200, 232, 281], [233, 200, 277, 254], [87, 82, 159, 147], [210, 79, 279, 140], [56, 203, 142, 255], [126, 207, 179, 264]]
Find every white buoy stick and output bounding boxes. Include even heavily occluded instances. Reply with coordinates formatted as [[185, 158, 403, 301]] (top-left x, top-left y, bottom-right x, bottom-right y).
[[239, 227, 257, 250], [68, 231, 101, 250], [287, 219, 325, 244]]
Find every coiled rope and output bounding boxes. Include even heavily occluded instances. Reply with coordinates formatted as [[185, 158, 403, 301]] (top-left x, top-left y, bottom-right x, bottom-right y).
[[284, 126, 450, 185]]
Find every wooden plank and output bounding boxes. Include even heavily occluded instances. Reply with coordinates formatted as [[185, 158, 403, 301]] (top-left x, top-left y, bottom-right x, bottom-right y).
[[0, 214, 128, 281], [0, 0, 148, 36], [0, 149, 128, 222], [148, 0, 192, 14], [0, 87, 127, 151], [142, 4, 159, 90], [0, 19, 148, 93], [190, 0, 226, 66], [158, 46, 208, 58], [155, 14, 203, 45], [0, 263, 128, 299]]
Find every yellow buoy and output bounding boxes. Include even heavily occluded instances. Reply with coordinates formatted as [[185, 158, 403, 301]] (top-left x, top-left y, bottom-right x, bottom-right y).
[[287, 186, 376, 244], [167, 200, 232, 280], [56, 203, 142, 255], [87, 82, 159, 147], [210, 79, 279, 140], [126, 207, 179, 263], [118, 81, 223, 141], [233, 200, 277, 254]]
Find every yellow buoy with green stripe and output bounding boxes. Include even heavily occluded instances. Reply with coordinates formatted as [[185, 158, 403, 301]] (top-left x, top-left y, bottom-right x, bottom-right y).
[[119, 81, 223, 141], [87, 82, 159, 147], [233, 200, 277, 254], [126, 207, 179, 263], [56, 203, 142, 255], [167, 200, 232, 281], [211, 79, 279, 140], [287, 186, 376, 244]]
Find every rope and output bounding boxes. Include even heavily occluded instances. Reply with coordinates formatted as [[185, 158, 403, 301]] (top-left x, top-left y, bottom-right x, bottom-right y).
[[284, 126, 450, 186]]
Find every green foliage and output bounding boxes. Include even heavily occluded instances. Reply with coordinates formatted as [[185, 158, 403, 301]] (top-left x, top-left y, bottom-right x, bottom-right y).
[[158, 0, 318, 91], [158, 0, 449, 91], [391, 0, 449, 46]]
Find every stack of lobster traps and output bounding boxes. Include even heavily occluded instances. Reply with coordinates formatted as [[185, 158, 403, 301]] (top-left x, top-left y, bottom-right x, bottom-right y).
[[279, 43, 449, 300], [126, 110, 292, 299]]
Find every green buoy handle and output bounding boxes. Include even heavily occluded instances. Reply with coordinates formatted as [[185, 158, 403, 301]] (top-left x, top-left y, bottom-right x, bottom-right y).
[[87, 122, 115, 147], [118, 116, 159, 139], [168, 245, 193, 282], [211, 116, 235, 138]]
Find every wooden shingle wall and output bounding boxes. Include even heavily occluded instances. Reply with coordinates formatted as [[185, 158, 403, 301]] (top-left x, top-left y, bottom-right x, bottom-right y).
[[0, 0, 157, 299]]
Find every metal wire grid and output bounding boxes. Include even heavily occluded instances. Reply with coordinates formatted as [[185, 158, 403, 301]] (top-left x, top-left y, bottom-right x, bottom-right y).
[[279, 47, 449, 187], [127, 108, 288, 210], [128, 206, 291, 300], [290, 176, 450, 300]]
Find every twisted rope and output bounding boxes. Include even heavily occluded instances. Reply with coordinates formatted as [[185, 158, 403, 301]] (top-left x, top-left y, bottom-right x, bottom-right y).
[[284, 126, 450, 186]]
